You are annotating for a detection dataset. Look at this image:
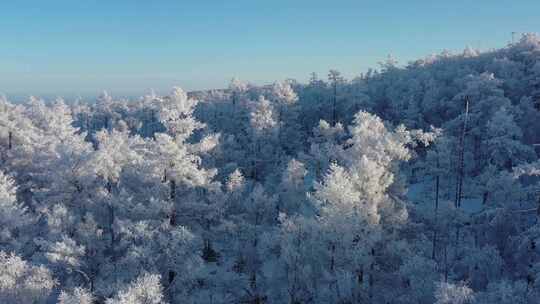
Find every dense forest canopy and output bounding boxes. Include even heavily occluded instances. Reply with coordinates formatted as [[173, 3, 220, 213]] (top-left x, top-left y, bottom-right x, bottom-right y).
[[2, 34, 540, 303]]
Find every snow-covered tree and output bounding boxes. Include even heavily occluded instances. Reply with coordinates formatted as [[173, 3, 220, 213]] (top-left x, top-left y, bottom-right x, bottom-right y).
[[106, 273, 166, 304], [0, 171, 32, 252], [0, 251, 56, 304], [485, 106, 535, 170], [279, 158, 308, 214], [58, 287, 94, 304], [0, 37, 539, 304], [434, 281, 474, 304]]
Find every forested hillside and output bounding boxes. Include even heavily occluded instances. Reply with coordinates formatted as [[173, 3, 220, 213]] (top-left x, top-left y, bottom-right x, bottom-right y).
[[2, 34, 540, 304]]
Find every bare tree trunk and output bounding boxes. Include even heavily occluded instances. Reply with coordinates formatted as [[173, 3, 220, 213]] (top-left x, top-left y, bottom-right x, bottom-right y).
[[455, 96, 469, 208], [456, 225, 460, 246], [432, 170, 440, 260], [332, 83, 337, 126], [169, 179, 176, 226], [537, 196, 540, 218], [151, 109, 156, 139], [278, 105, 283, 145], [444, 244, 449, 282], [232, 92, 237, 120], [368, 248, 375, 302], [8, 131, 12, 150], [106, 179, 118, 289], [168, 178, 177, 300], [330, 243, 336, 272], [368, 265, 374, 302]]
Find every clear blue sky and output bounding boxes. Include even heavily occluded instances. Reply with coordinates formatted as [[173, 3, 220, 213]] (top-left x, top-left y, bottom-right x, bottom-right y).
[[1, 1, 538, 99]]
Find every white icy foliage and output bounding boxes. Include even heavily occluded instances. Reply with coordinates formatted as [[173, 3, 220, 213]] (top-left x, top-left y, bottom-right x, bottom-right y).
[[315, 111, 427, 227], [106, 273, 166, 304], [0, 251, 56, 304], [92, 128, 144, 183], [434, 282, 474, 304], [44, 236, 85, 268], [159, 87, 204, 139], [0, 171, 30, 249], [226, 169, 245, 193], [0, 38, 540, 303], [58, 287, 94, 304], [271, 81, 298, 106], [250, 96, 277, 136]]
